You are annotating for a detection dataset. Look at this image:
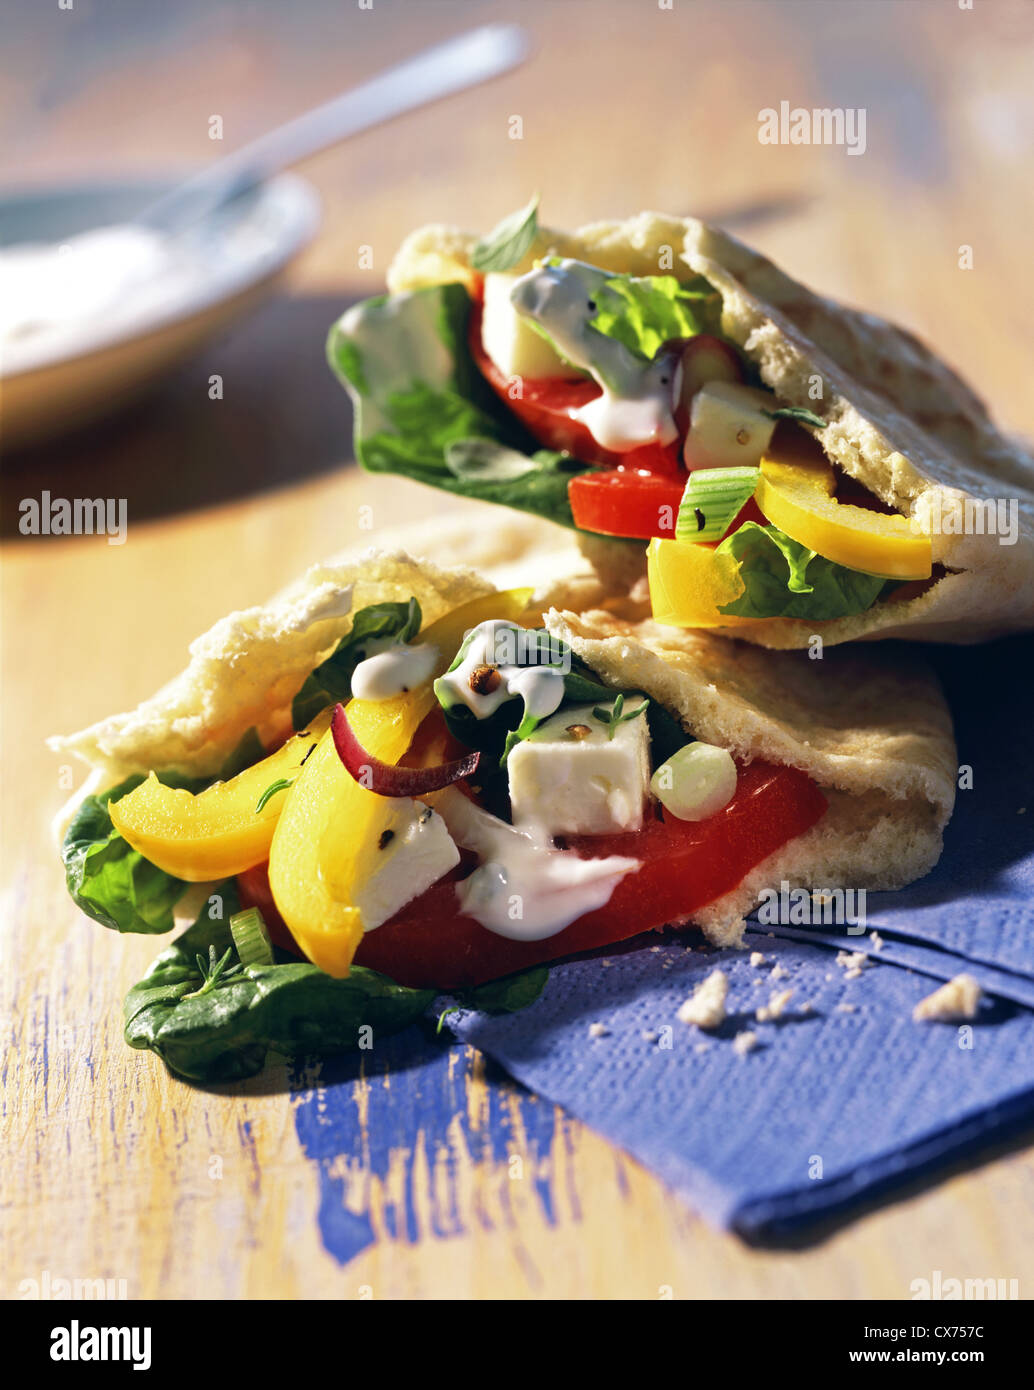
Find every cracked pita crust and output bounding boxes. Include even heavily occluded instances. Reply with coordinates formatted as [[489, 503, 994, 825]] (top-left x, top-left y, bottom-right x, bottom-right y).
[[48, 551, 494, 781]]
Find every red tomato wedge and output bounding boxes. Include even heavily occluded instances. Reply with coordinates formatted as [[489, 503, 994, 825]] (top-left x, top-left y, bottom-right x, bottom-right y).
[[568, 469, 687, 538], [568, 470, 769, 540], [239, 760, 826, 990], [468, 300, 683, 479]]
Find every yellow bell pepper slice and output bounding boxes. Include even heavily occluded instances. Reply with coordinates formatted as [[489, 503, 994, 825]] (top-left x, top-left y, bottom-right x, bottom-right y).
[[267, 588, 533, 978], [647, 536, 757, 629], [108, 709, 333, 881], [757, 454, 931, 581]]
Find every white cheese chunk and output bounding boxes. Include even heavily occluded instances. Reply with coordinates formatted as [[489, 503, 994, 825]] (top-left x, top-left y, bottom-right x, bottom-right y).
[[507, 699, 651, 836], [683, 381, 777, 470], [353, 798, 460, 931], [481, 272, 583, 381]]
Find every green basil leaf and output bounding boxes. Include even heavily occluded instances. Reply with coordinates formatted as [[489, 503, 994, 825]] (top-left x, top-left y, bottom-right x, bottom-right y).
[[470, 195, 539, 272]]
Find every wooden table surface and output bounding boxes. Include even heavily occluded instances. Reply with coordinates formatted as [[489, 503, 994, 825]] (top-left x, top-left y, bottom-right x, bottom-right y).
[[4, 0, 1034, 1300]]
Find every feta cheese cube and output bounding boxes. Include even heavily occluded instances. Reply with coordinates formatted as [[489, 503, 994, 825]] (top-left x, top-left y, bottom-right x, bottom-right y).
[[683, 381, 777, 470], [353, 799, 460, 931], [481, 272, 583, 381], [507, 699, 651, 836]]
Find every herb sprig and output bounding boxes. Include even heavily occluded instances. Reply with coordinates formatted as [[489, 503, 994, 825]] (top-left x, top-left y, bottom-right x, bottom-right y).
[[182, 944, 246, 1000], [592, 692, 650, 740], [762, 406, 827, 429], [255, 778, 294, 814]]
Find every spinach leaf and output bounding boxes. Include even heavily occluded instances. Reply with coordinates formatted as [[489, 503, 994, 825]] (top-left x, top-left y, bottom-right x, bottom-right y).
[[454, 965, 550, 1015], [470, 194, 539, 272], [434, 625, 614, 764], [291, 596, 421, 730], [646, 701, 691, 765], [63, 771, 204, 935], [62, 728, 269, 935], [124, 886, 435, 1083], [716, 522, 887, 620], [327, 282, 594, 528]]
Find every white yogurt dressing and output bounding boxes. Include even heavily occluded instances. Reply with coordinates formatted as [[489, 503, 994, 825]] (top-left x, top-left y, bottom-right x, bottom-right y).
[[335, 290, 456, 436], [508, 258, 678, 453], [434, 787, 640, 941], [0, 225, 180, 347], [351, 642, 438, 701], [434, 619, 565, 723]]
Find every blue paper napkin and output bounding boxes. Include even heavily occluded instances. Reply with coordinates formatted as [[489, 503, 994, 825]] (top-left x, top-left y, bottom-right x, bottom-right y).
[[446, 637, 1034, 1238], [449, 934, 1034, 1239]]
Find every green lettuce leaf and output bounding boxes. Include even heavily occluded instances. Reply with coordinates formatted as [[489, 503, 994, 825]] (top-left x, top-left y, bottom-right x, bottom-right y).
[[588, 272, 722, 360], [124, 886, 434, 1083], [327, 283, 593, 529], [716, 522, 888, 620], [291, 596, 421, 730]]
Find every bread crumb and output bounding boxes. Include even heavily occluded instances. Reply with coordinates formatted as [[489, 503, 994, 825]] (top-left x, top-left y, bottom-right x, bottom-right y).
[[640, 1029, 659, 1043], [756, 988, 793, 1022], [836, 950, 874, 980], [694, 1041, 713, 1053], [733, 1030, 758, 1056], [799, 1001, 813, 1013], [749, 952, 766, 968], [836, 1002, 857, 1013], [771, 964, 789, 981], [677, 969, 728, 1030], [913, 974, 983, 1023], [588, 1022, 610, 1039], [869, 931, 885, 952]]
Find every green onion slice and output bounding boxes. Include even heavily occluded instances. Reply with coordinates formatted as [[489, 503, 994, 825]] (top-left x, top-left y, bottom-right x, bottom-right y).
[[675, 466, 761, 543], [229, 907, 275, 969]]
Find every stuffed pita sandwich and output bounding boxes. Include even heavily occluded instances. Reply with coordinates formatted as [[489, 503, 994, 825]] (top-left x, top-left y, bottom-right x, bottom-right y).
[[326, 201, 1034, 649], [49, 523, 956, 1080]]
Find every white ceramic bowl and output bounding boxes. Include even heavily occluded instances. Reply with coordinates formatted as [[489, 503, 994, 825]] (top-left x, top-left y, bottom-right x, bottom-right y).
[[0, 174, 321, 450]]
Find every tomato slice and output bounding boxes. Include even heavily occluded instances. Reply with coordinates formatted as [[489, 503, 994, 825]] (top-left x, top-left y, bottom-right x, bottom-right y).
[[239, 760, 824, 987], [569, 470, 768, 540], [247, 759, 815, 989], [468, 300, 682, 478]]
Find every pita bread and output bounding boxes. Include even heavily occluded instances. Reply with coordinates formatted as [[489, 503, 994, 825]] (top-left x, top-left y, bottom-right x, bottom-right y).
[[388, 212, 1034, 648], [545, 607, 956, 945], [50, 528, 957, 948], [48, 549, 496, 782]]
